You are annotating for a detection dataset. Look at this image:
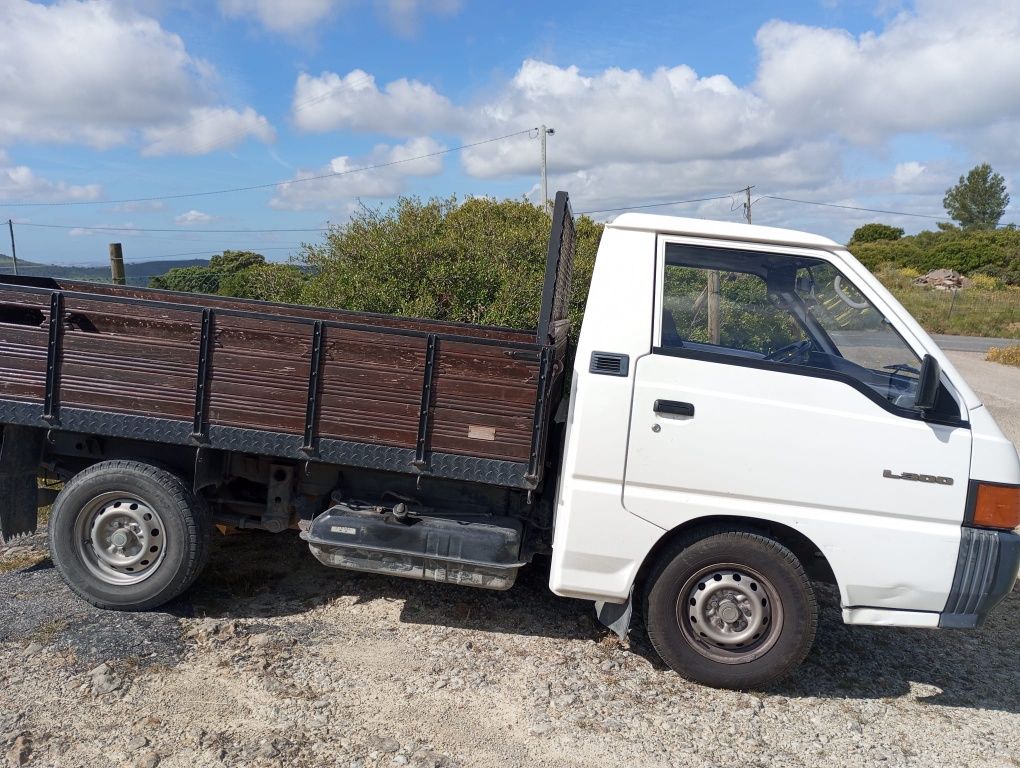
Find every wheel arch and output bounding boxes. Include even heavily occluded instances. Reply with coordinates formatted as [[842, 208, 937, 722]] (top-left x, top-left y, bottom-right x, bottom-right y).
[[633, 514, 837, 598]]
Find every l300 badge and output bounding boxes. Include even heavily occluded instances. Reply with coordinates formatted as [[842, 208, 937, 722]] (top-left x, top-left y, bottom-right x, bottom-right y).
[[883, 469, 954, 485]]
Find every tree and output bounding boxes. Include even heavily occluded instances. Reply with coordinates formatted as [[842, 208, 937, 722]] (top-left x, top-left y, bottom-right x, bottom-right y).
[[943, 163, 1010, 229], [849, 223, 904, 244], [149, 250, 270, 295]]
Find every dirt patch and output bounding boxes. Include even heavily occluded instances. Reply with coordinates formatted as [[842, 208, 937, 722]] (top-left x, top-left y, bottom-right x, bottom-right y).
[[2, 527, 1020, 768]]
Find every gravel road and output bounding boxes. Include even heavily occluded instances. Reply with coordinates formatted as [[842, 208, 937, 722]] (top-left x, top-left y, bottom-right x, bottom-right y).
[[2, 355, 1019, 768]]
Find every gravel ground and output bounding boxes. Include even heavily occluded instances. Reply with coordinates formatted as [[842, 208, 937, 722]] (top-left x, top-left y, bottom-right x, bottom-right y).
[[2, 354, 1019, 768]]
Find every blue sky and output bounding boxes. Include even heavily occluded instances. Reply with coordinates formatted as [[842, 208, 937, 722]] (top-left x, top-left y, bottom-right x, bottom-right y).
[[2, 0, 1018, 266]]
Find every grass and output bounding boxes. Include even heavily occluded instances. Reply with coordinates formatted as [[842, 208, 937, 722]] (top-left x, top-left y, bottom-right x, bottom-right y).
[[875, 267, 1020, 338], [27, 618, 68, 645], [986, 345, 1020, 367]]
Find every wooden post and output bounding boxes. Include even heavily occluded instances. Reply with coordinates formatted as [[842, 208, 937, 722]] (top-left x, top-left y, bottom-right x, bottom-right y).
[[7, 220, 18, 276], [707, 271, 721, 345], [109, 243, 125, 285]]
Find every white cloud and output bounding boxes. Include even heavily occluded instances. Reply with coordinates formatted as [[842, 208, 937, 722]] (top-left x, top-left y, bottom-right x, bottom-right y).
[[218, 0, 339, 34], [285, 0, 1020, 235], [270, 137, 445, 210], [292, 70, 456, 135], [143, 107, 276, 156], [219, 0, 461, 36], [753, 0, 1020, 143], [374, 0, 462, 37], [68, 223, 140, 237], [1, 0, 273, 155], [105, 200, 166, 214], [174, 210, 217, 225], [0, 154, 102, 204]]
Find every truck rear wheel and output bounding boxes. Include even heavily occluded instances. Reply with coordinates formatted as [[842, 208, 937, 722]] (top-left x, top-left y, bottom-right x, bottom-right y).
[[643, 529, 817, 689], [49, 460, 211, 611]]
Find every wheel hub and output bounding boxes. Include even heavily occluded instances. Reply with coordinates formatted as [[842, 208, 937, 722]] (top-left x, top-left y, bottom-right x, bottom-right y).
[[74, 494, 166, 585], [677, 565, 783, 664]]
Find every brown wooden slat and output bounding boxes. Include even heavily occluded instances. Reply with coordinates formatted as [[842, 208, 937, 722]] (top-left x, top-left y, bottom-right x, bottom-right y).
[[44, 278, 536, 343]]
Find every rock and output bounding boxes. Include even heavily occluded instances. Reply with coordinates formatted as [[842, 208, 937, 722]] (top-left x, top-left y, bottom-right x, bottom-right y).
[[134, 750, 160, 768], [92, 673, 123, 696], [21, 643, 43, 658], [5, 734, 32, 767], [259, 743, 280, 758], [372, 736, 400, 754]]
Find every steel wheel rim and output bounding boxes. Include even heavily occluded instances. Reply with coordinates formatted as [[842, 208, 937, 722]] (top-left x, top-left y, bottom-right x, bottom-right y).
[[72, 491, 168, 586], [676, 563, 784, 665]]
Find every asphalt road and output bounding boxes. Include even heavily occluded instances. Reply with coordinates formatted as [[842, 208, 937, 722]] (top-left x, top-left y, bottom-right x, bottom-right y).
[[933, 333, 1019, 353], [944, 349, 1020, 447]]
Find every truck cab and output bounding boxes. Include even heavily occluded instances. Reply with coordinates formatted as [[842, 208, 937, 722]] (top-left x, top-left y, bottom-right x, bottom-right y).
[[551, 213, 1020, 688]]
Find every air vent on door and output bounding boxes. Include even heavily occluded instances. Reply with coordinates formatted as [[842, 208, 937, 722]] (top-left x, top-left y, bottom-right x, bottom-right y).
[[589, 351, 630, 377]]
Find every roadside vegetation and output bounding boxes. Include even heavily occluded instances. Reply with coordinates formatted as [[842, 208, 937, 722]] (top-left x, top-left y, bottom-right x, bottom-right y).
[[986, 345, 1020, 367], [148, 164, 1017, 340]]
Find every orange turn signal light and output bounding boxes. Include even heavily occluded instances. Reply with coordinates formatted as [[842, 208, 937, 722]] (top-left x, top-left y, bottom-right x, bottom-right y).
[[972, 483, 1020, 531]]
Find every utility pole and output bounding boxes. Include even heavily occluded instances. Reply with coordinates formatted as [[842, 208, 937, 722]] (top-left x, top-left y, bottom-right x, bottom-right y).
[[539, 125, 555, 214], [743, 185, 755, 224], [7, 219, 18, 276], [109, 243, 126, 285]]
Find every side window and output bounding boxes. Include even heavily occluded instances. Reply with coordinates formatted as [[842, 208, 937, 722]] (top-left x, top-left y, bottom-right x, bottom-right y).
[[660, 243, 926, 410], [661, 265, 806, 358]]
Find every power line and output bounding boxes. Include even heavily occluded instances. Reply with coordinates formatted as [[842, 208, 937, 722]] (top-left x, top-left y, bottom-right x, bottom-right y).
[[0, 128, 535, 208], [17, 223, 327, 234], [577, 193, 741, 216], [760, 195, 949, 221]]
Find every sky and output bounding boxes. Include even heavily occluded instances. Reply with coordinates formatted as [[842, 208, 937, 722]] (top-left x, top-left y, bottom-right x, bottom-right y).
[[1, 0, 1019, 266]]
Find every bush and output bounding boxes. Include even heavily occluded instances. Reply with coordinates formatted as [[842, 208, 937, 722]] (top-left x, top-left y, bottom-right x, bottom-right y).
[[149, 250, 307, 303], [850, 223, 904, 244], [986, 345, 1020, 366], [849, 227, 1020, 283], [298, 196, 603, 336]]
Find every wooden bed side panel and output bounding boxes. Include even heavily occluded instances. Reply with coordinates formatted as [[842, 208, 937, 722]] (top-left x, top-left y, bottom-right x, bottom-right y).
[[207, 314, 311, 434], [317, 328, 426, 448], [59, 297, 199, 420], [429, 340, 540, 463], [0, 325, 48, 402]]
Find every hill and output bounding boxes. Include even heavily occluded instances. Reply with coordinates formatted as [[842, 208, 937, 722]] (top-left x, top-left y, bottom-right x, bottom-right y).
[[0, 255, 210, 287]]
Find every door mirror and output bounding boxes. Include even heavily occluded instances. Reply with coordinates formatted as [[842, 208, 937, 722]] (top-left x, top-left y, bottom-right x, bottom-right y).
[[915, 354, 941, 411]]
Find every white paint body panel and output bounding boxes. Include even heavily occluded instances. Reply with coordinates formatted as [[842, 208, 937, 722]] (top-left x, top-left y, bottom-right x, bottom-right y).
[[550, 214, 1018, 627]]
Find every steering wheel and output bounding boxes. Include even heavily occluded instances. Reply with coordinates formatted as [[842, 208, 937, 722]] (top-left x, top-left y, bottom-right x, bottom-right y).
[[765, 339, 814, 363]]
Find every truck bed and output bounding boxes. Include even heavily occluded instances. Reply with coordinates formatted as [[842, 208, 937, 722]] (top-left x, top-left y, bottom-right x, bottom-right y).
[[0, 194, 575, 491]]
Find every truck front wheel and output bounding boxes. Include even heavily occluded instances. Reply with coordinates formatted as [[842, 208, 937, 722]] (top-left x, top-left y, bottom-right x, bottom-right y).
[[643, 529, 818, 689], [49, 460, 211, 611]]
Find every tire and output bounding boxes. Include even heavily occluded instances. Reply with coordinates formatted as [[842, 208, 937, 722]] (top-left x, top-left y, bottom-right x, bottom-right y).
[[48, 460, 211, 611], [643, 529, 817, 690]]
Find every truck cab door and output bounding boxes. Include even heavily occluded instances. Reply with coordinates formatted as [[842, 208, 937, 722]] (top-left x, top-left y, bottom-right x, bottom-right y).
[[622, 237, 973, 615]]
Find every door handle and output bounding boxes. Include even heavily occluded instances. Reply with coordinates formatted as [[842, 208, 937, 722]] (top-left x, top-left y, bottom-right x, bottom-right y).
[[654, 399, 695, 417]]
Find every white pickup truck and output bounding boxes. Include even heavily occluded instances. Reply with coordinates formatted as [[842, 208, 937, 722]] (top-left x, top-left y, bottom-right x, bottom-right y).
[[1, 192, 1017, 690]]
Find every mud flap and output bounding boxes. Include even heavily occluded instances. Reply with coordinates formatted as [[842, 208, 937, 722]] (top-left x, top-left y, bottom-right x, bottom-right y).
[[595, 589, 634, 640], [0, 425, 46, 544]]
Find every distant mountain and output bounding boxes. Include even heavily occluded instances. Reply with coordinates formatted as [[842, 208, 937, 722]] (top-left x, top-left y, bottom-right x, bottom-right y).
[[0, 255, 210, 287]]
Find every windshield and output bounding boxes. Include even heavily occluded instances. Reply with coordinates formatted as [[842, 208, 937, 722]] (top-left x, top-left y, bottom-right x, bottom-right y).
[[661, 244, 924, 409]]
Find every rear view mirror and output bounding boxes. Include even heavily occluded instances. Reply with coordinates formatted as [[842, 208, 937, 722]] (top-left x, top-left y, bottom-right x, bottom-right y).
[[915, 354, 941, 411]]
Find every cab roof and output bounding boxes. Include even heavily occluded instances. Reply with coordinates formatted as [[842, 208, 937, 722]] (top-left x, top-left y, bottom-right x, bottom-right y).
[[606, 213, 842, 251]]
